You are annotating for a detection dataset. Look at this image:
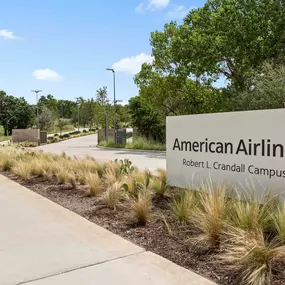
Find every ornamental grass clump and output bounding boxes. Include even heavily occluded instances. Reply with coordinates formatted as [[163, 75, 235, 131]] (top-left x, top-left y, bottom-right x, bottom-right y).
[[131, 189, 152, 226], [193, 181, 228, 248], [171, 189, 196, 224], [85, 172, 102, 196], [102, 182, 124, 210], [226, 191, 279, 234], [11, 161, 31, 181], [219, 227, 285, 285]]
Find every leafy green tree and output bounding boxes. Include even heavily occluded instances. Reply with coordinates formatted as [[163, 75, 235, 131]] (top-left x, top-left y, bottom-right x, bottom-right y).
[[57, 99, 77, 119], [129, 96, 165, 142], [0, 91, 34, 135], [38, 106, 53, 131], [149, 0, 285, 90], [233, 63, 285, 111], [135, 64, 229, 118], [57, 119, 68, 135], [94, 87, 109, 128], [96, 86, 109, 106]]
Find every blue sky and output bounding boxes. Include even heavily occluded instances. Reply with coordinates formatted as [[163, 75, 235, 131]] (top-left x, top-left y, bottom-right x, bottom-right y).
[[1, 0, 206, 105]]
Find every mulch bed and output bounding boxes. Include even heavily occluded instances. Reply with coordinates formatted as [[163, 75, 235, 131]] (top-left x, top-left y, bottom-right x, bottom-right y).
[[1, 170, 285, 285]]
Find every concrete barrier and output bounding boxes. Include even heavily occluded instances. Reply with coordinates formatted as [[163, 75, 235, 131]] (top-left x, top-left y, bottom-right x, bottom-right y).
[[12, 129, 40, 143]]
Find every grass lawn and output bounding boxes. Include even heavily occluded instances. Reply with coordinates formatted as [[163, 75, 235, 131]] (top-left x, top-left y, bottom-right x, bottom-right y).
[[0, 135, 11, 142], [99, 136, 166, 151]]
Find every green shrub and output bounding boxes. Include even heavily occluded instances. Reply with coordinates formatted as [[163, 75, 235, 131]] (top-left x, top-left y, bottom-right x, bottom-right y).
[[83, 129, 88, 133], [63, 133, 70, 138]]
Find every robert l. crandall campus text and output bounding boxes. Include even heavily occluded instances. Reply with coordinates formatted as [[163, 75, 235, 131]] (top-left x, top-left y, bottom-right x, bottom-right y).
[[173, 138, 285, 179]]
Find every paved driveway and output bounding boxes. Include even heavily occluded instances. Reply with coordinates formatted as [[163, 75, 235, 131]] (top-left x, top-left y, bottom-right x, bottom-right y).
[[37, 134, 166, 171]]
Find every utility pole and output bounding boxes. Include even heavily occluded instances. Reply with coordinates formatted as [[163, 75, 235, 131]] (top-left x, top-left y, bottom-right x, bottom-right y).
[[31, 90, 42, 129], [106, 68, 116, 144]]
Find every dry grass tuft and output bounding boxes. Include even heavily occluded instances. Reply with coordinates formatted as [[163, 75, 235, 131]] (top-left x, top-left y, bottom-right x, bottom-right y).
[[69, 175, 77, 189], [272, 203, 285, 243], [220, 227, 285, 285], [103, 169, 118, 187], [85, 172, 101, 196], [227, 191, 278, 233], [152, 177, 167, 196], [131, 191, 152, 225], [102, 182, 124, 210], [193, 181, 228, 248], [12, 161, 31, 181], [171, 190, 196, 224], [56, 166, 70, 184], [2, 157, 15, 171]]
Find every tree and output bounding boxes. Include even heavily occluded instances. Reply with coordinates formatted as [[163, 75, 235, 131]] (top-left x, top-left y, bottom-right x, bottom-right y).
[[57, 99, 77, 119], [94, 87, 109, 128], [149, 0, 285, 90], [233, 62, 285, 111], [57, 119, 67, 135], [96, 86, 109, 106], [129, 96, 165, 142], [135, 64, 229, 118], [0, 91, 35, 135], [38, 106, 53, 131]]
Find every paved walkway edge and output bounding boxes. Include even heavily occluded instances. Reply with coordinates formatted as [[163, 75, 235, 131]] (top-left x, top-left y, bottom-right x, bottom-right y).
[[1, 175, 215, 285]]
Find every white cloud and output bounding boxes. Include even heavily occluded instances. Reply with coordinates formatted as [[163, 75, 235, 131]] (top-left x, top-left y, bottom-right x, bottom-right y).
[[112, 53, 153, 75], [136, 0, 170, 12], [0, 29, 20, 40], [166, 5, 189, 20], [33, 69, 62, 81]]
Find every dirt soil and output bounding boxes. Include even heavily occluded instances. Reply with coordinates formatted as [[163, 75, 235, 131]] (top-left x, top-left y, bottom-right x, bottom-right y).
[[1, 170, 285, 285]]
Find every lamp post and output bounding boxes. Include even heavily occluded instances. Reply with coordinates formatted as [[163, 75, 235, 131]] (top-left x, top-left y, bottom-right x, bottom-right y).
[[106, 68, 116, 144], [31, 90, 42, 129]]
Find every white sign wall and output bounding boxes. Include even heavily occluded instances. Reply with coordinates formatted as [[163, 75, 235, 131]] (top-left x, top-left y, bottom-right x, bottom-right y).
[[166, 109, 285, 195]]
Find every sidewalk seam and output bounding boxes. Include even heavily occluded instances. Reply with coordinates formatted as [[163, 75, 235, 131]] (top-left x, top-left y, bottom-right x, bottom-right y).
[[17, 250, 145, 285]]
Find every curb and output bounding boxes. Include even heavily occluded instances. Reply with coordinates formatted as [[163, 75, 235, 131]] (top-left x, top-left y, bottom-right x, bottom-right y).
[[96, 145, 166, 153]]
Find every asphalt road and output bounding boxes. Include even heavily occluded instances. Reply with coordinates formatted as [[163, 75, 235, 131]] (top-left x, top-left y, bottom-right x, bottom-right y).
[[37, 134, 166, 171]]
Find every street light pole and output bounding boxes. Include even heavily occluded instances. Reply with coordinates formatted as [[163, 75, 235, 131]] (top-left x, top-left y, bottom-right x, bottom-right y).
[[77, 104, 80, 132], [31, 90, 42, 129], [106, 68, 116, 144]]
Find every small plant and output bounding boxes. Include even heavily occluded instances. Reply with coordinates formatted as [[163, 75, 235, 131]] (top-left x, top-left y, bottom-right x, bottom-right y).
[[95, 162, 106, 177], [56, 167, 70, 184], [152, 177, 167, 196], [227, 190, 279, 233], [131, 191, 152, 225], [194, 181, 228, 248], [85, 172, 101, 196], [220, 227, 285, 285], [83, 129, 88, 133], [122, 175, 138, 197], [102, 182, 124, 210], [115, 159, 135, 175], [103, 169, 118, 187], [272, 203, 285, 243], [171, 190, 196, 224], [12, 162, 31, 181], [69, 175, 77, 189], [2, 157, 15, 171]]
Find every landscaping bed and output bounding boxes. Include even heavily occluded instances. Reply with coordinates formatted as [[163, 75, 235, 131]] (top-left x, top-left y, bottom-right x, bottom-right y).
[[0, 146, 284, 285], [99, 136, 166, 151]]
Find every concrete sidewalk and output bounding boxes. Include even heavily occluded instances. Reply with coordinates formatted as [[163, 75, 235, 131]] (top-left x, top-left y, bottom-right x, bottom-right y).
[[0, 174, 215, 285]]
